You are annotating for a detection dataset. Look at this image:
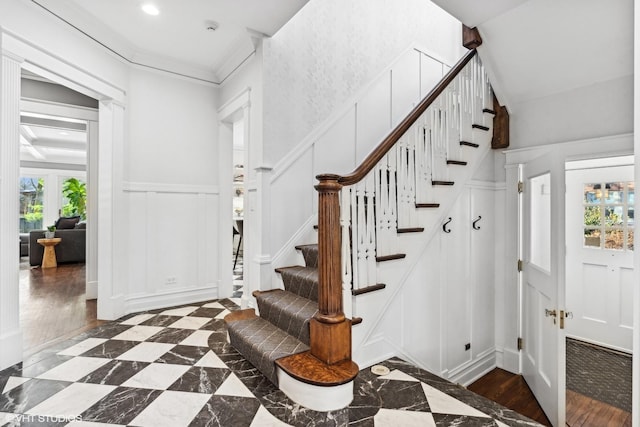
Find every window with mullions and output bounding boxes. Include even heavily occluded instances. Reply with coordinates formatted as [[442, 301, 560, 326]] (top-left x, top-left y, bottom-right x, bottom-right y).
[[583, 181, 634, 250]]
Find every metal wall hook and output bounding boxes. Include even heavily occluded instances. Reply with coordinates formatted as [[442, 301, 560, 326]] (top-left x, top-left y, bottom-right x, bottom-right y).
[[472, 216, 482, 230], [443, 217, 452, 233]]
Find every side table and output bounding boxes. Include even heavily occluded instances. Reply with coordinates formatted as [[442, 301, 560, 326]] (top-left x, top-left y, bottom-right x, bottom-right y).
[[37, 237, 62, 268]]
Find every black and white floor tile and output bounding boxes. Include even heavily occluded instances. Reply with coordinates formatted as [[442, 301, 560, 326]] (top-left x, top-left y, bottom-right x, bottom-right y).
[[0, 299, 540, 426]]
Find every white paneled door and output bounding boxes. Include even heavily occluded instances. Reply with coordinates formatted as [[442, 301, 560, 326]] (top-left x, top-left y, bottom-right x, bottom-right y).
[[566, 165, 634, 352], [521, 153, 560, 425]]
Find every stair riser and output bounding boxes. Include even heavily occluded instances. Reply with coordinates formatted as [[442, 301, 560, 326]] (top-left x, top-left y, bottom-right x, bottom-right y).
[[256, 291, 318, 346], [280, 270, 319, 302]]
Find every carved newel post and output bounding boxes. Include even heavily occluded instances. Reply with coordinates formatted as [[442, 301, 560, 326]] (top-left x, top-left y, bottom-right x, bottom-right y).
[[312, 174, 352, 364]]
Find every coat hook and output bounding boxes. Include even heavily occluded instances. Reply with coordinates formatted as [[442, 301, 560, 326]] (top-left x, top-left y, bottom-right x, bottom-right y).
[[443, 217, 452, 233], [472, 215, 482, 230]]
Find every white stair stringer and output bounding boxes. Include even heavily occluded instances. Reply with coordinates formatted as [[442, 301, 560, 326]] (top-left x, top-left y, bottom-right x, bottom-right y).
[[350, 122, 494, 370]]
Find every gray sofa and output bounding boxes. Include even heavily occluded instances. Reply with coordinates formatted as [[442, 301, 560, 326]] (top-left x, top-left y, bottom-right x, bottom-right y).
[[29, 228, 86, 266]]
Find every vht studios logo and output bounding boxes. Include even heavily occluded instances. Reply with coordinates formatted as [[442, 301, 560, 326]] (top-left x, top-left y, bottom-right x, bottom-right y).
[[14, 415, 83, 423]]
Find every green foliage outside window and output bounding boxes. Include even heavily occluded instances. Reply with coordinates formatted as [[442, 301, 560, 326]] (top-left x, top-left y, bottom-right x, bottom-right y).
[[62, 178, 87, 220]]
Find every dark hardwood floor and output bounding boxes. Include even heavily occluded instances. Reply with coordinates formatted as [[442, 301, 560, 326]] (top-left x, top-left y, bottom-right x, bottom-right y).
[[19, 259, 105, 356], [468, 368, 552, 426], [470, 368, 633, 427]]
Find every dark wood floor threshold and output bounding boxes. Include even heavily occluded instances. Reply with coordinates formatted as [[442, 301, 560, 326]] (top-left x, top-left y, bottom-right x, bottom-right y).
[[483, 108, 496, 115], [352, 283, 386, 296], [375, 254, 406, 262], [472, 124, 490, 131], [397, 227, 424, 233], [468, 368, 551, 426], [460, 140, 479, 148], [415, 203, 440, 208], [446, 160, 467, 165], [432, 180, 454, 186], [351, 317, 363, 325]]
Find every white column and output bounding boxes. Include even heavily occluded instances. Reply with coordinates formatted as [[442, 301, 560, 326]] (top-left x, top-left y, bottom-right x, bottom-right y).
[[97, 100, 126, 320], [86, 120, 99, 299], [0, 50, 23, 369]]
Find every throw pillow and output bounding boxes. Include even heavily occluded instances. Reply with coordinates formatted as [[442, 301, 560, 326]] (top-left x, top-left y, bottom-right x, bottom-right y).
[[74, 222, 87, 229], [55, 216, 80, 229]]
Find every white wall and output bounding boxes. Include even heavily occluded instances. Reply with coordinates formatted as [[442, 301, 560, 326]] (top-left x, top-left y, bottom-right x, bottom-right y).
[[263, 0, 464, 165], [510, 75, 633, 150]]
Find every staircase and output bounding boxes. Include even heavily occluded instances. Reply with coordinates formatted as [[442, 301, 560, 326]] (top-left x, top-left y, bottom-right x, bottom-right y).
[[224, 44, 508, 411]]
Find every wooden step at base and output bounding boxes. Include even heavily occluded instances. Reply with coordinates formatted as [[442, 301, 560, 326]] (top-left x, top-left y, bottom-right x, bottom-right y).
[[352, 317, 363, 325], [352, 283, 386, 296], [397, 227, 424, 233], [460, 141, 479, 148], [447, 160, 467, 166], [376, 253, 406, 262], [472, 123, 490, 131], [432, 180, 454, 186], [275, 351, 358, 387], [415, 203, 440, 208], [224, 308, 257, 322]]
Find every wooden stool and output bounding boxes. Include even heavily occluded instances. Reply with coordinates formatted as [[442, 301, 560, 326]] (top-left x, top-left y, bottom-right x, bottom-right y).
[[37, 238, 62, 268]]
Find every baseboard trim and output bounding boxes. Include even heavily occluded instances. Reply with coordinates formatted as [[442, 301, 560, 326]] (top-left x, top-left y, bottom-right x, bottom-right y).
[[124, 285, 218, 315], [501, 347, 520, 374], [0, 329, 23, 371], [86, 281, 98, 300], [277, 367, 354, 411], [446, 350, 497, 386]]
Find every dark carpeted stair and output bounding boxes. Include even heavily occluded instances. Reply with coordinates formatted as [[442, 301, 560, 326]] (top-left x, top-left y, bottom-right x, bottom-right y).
[[225, 243, 321, 385]]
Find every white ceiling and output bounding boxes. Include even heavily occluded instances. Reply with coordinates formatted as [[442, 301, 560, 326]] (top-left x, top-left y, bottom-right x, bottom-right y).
[[432, 0, 633, 107], [32, 0, 310, 83], [20, 115, 87, 166]]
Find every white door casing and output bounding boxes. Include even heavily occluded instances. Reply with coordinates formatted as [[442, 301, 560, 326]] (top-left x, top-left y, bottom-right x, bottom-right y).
[[566, 164, 634, 352], [521, 152, 561, 426]]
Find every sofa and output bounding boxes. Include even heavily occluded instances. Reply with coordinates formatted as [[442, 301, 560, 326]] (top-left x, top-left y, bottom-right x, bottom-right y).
[[29, 216, 86, 266]]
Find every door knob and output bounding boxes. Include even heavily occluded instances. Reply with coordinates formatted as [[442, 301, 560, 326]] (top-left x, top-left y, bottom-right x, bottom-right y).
[[545, 309, 557, 324]]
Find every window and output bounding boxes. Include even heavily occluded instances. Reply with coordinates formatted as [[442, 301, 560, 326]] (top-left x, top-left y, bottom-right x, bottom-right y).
[[583, 182, 634, 250], [19, 176, 44, 232]]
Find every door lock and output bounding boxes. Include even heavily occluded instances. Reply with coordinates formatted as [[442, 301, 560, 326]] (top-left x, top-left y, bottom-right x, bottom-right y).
[[559, 310, 573, 329], [545, 309, 557, 324]]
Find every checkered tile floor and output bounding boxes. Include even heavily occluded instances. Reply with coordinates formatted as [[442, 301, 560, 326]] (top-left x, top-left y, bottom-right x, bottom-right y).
[[0, 299, 540, 426]]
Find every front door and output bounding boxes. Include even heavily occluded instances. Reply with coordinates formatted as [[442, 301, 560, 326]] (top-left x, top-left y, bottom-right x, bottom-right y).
[[521, 152, 561, 425], [566, 164, 634, 352]]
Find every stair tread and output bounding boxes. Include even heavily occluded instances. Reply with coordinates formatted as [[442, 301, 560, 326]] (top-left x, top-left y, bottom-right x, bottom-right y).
[[255, 289, 318, 345], [226, 314, 309, 385], [294, 244, 318, 268], [275, 350, 359, 387], [277, 266, 319, 301]]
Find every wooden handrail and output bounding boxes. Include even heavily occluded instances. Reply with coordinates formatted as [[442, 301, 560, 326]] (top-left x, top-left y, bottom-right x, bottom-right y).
[[329, 49, 477, 187]]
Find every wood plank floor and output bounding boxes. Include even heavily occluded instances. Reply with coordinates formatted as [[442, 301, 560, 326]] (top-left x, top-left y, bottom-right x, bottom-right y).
[[19, 259, 105, 356], [469, 368, 633, 427], [468, 368, 552, 426]]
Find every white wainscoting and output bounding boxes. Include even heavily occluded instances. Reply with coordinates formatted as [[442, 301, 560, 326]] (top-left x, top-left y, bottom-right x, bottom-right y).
[[269, 46, 452, 270], [123, 182, 220, 313]]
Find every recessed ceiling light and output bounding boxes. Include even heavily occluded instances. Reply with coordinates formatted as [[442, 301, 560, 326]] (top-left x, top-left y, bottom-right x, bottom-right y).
[[141, 3, 160, 16]]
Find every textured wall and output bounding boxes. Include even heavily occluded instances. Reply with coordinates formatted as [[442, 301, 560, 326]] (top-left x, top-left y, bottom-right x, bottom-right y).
[[263, 0, 463, 164]]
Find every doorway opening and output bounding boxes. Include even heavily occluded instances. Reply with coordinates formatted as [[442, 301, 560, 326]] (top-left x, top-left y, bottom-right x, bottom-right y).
[[565, 155, 634, 425], [232, 119, 245, 302], [18, 70, 102, 356]]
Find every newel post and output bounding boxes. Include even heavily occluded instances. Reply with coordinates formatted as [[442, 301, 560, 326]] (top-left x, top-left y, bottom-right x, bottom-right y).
[[311, 174, 352, 364]]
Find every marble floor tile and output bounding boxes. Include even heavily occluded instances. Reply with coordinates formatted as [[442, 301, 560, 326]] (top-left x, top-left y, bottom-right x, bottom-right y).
[[2, 377, 30, 394], [146, 327, 195, 344], [375, 379, 430, 412], [202, 302, 225, 309], [19, 355, 74, 379], [432, 413, 497, 426], [422, 382, 490, 418], [214, 373, 254, 397], [0, 379, 71, 413], [140, 315, 182, 328], [250, 406, 291, 427], [189, 395, 261, 427], [57, 339, 108, 357], [168, 367, 231, 394], [81, 324, 131, 340], [128, 390, 211, 427], [121, 363, 191, 390], [168, 316, 211, 330], [194, 351, 228, 369], [155, 345, 209, 365], [179, 330, 213, 347], [115, 342, 175, 362], [160, 306, 199, 317], [120, 313, 156, 325], [0, 412, 19, 425], [214, 309, 231, 319], [37, 357, 111, 382], [80, 387, 162, 425], [187, 307, 224, 318], [78, 360, 149, 386], [373, 408, 436, 426], [78, 340, 139, 359], [200, 319, 227, 331], [110, 325, 164, 342], [66, 421, 126, 427], [25, 383, 116, 418]]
